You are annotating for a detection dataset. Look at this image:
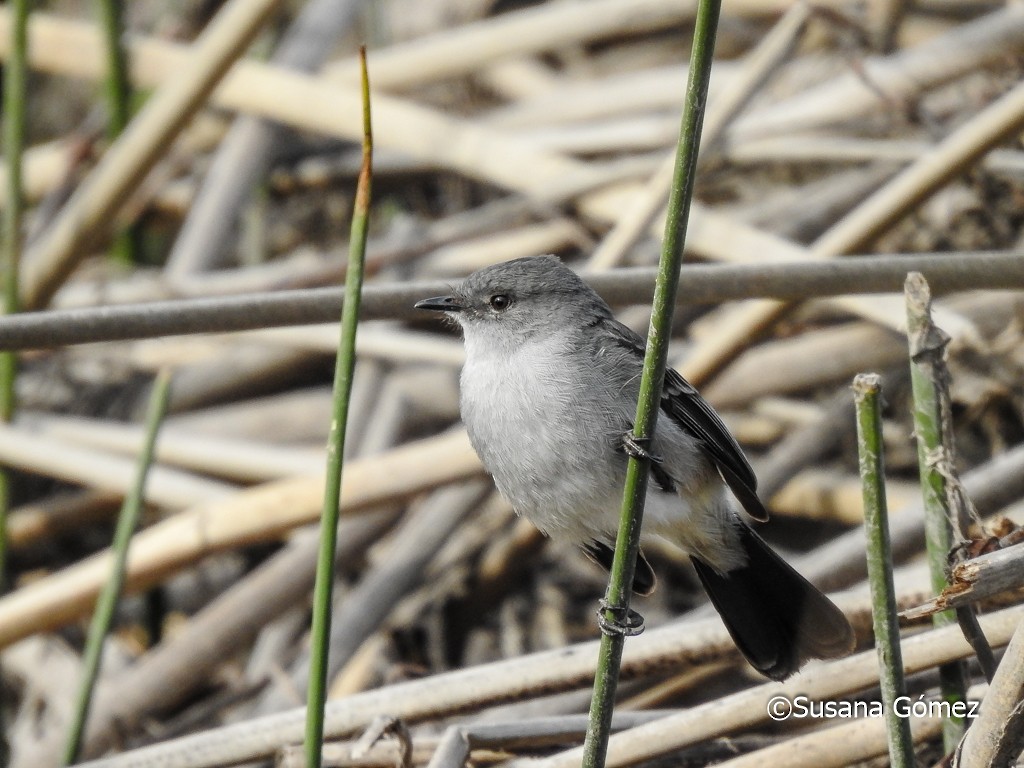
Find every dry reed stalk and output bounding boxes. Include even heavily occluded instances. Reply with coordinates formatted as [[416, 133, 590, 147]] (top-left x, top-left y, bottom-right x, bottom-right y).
[[166, 388, 335, 442], [0, 10, 607, 203], [417, 218, 591, 275], [956, 617, 1024, 765], [723, 135, 1024, 173], [6, 490, 121, 550], [72, 595, 1010, 768], [21, 414, 326, 482], [770, 472, 920, 525], [676, 61, 1024, 384], [174, 324, 468, 366], [323, 0, 815, 89], [586, 2, 811, 271], [728, 4, 1024, 141], [486, 64, 696, 131], [798, 444, 1024, 592], [0, 422, 234, 507], [78, 513, 397, 760], [519, 607, 1016, 768], [702, 321, 910, 407], [713, 706, 943, 768], [0, 428, 482, 648], [0, 139, 78, 208], [11, 0, 287, 309]]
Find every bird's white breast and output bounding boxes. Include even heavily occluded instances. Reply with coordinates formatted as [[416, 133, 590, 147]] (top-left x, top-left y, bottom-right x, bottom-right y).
[[459, 331, 625, 538]]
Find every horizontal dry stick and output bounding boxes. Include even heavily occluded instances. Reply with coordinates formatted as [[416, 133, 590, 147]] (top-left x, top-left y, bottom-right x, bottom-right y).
[[715, 708, 943, 768], [586, 1, 811, 271], [20, 414, 326, 483], [52, 249, 331, 308], [769, 471, 920, 525], [0, 7, 1002, 341], [723, 135, 1024, 173], [901, 543, 1024, 620], [704, 291, 1020, 408], [486, 64, 697, 131], [279, 713, 670, 768], [6, 490, 121, 550], [728, 3, 1024, 141], [518, 607, 1023, 768], [703, 321, 909, 408], [164, 387, 335, 442], [13, 0, 286, 309], [487, 4, 1020, 138], [813, 78, 1024, 257], [418, 218, 591, 275], [799, 442, 1024, 592], [74, 598, 1018, 768], [0, 2, 963, 327], [0, 139, 76, 208], [587, 187, 967, 345], [0, 423, 234, 508], [0, 428, 482, 649], [0, 251, 1021, 350], [325, 0, 818, 89], [677, 72, 1024, 384], [223, 324, 466, 365], [0, 10, 608, 207], [81, 513, 397, 759], [0, 6, 1018, 224]]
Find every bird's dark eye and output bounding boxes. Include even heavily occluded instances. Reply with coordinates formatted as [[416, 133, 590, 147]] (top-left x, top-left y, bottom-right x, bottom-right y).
[[489, 294, 512, 311]]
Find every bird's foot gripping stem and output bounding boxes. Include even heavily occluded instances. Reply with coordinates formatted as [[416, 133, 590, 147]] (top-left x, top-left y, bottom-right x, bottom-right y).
[[597, 598, 645, 637], [620, 432, 662, 464]]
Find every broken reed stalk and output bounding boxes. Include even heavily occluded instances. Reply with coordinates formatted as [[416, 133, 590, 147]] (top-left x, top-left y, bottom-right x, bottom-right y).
[[905, 271, 968, 750], [582, 2, 721, 767], [62, 370, 172, 765], [304, 46, 371, 768], [901, 544, 1024, 620], [853, 373, 914, 768], [956, 615, 1024, 767]]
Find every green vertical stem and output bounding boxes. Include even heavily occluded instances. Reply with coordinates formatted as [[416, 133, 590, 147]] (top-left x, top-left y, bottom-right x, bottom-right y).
[[62, 371, 172, 765], [854, 373, 914, 768], [0, 7, 28, 761], [0, 0, 29, 597], [98, 0, 131, 136], [303, 47, 372, 768], [581, 3, 721, 767], [97, 0, 137, 266], [904, 271, 967, 750]]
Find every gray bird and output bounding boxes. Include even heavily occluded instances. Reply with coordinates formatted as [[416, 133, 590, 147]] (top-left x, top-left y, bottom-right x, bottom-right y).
[[415, 255, 854, 680]]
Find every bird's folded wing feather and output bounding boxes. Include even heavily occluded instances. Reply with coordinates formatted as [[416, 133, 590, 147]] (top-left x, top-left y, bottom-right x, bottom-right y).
[[600, 318, 769, 522]]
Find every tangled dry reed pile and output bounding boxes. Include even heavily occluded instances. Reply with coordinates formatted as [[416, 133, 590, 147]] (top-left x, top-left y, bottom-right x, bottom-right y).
[[0, 1, 1023, 766]]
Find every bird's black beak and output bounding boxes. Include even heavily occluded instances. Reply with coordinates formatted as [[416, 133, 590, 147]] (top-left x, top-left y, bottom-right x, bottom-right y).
[[414, 295, 464, 312]]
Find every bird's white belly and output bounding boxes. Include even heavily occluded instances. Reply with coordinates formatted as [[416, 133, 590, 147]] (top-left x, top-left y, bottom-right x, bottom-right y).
[[460, 338, 626, 538]]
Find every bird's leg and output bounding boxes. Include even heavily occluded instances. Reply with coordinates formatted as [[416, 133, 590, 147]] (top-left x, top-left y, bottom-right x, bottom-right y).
[[619, 431, 662, 464], [597, 598, 645, 637]]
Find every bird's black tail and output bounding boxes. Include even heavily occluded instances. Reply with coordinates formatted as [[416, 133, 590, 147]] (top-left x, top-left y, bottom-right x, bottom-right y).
[[691, 525, 855, 681]]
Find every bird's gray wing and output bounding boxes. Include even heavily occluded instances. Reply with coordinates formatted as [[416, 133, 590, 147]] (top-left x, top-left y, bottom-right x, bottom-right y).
[[598, 317, 769, 522]]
